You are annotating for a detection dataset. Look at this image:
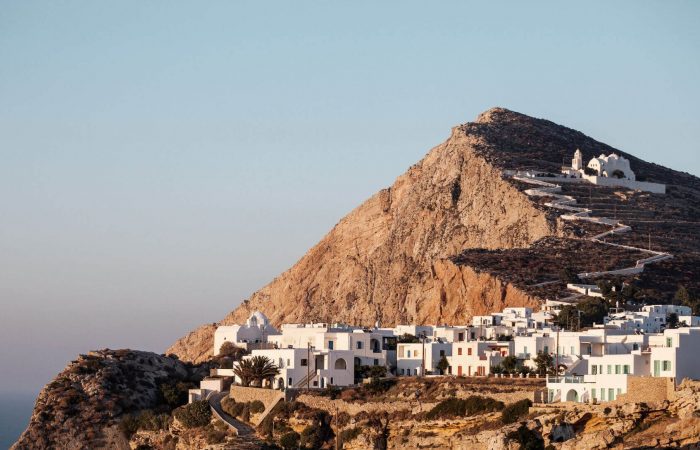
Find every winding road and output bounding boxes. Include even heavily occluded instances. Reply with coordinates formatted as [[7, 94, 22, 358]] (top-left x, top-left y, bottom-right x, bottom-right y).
[[208, 391, 256, 437], [512, 174, 672, 283]]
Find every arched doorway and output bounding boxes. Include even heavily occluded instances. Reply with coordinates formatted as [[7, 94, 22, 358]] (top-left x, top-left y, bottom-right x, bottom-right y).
[[566, 389, 578, 402], [334, 358, 347, 370]]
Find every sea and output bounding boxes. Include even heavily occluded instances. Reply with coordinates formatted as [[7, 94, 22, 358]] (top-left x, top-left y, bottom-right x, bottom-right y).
[[0, 392, 35, 449]]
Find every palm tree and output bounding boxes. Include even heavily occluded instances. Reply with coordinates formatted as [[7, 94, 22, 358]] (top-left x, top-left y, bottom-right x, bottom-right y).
[[249, 355, 280, 388], [233, 358, 256, 387]]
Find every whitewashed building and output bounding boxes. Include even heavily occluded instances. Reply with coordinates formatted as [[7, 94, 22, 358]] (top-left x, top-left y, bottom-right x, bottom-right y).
[[213, 311, 279, 355]]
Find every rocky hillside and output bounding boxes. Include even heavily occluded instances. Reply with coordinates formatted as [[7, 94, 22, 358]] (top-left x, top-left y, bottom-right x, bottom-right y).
[[12, 350, 206, 450], [169, 107, 700, 363]]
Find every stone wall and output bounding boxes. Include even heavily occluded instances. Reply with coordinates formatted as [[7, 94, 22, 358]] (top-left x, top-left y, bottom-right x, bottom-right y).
[[614, 376, 676, 404], [296, 394, 436, 416], [229, 386, 282, 409]]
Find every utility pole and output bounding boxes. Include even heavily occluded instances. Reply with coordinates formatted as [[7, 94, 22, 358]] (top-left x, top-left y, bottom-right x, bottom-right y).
[[578, 309, 581, 332], [335, 404, 339, 450], [555, 327, 560, 379], [421, 332, 426, 377]]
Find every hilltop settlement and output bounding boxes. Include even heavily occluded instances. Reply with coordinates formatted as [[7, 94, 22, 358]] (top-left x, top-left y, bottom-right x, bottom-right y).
[[14, 109, 700, 450]]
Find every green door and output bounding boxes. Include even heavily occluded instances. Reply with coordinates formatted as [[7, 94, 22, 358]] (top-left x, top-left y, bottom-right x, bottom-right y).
[[653, 360, 660, 377]]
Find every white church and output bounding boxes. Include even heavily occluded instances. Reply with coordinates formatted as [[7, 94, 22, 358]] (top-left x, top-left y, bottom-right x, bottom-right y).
[[562, 149, 665, 194]]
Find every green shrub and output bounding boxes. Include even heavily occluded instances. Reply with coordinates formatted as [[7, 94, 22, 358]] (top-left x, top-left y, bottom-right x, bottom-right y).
[[119, 414, 140, 438], [250, 400, 265, 414], [339, 427, 362, 446], [279, 431, 300, 450], [241, 404, 251, 423], [159, 381, 194, 409], [205, 429, 227, 444], [173, 400, 212, 428], [426, 396, 504, 420], [501, 399, 532, 424], [137, 410, 171, 431]]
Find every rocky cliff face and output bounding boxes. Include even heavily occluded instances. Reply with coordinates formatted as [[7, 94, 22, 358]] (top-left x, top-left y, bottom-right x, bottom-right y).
[[169, 108, 562, 363], [12, 350, 205, 450]]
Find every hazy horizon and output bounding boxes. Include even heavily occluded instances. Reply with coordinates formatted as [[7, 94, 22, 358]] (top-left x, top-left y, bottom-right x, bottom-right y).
[[1, 3, 699, 430]]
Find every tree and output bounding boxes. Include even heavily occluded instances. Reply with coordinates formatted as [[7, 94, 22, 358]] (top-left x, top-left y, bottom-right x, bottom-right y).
[[397, 333, 420, 344], [555, 298, 608, 330], [233, 358, 256, 387], [280, 431, 300, 450], [436, 356, 449, 375], [501, 355, 518, 373], [667, 313, 679, 329], [219, 341, 247, 360], [159, 381, 195, 409], [173, 400, 212, 428], [611, 169, 625, 179], [559, 267, 581, 284], [532, 352, 554, 376], [249, 355, 281, 387], [584, 166, 598, 176], [675, 285, 699, 315], [367, 412, 391, 450]]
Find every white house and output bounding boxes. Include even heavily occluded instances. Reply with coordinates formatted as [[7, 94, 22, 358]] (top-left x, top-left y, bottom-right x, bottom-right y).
[[449, 340, 513, 377], [396, 340, 451, 376], [240, 347, 355, 389], [213, 311, 279, 355], [546, 327, 700, 403], [267, 323, 393, 368], [603, 305, 693, 333]]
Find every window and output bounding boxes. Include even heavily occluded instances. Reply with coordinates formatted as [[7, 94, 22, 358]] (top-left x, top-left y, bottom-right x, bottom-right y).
[[301, 359, 308, 367], [607, 365, 612, 374], [287, 359, 291, 366], [617, 388, 621, 396], [330, 377, 334, 384], [544, 346, 549, 354], [591, 365, 598, 375], [592, 388, 597, 399], [666, 338, 673, 348], [458, 348, 463, 356], [400, 369, 404, 375], [439, 350, 445, 357], [468, 348, 472, 356], [328, 341, 334, 350], [600, 389, 606, 401], [356, 341, 363, 350], [414, 369, 418, 376], [615, 365, 621, 374], [571, 346, 574, 355], [288, 377, 292, 385], [458, 332, 464, 342], [524, 346, 528, 355], [623, 365, 630, 374], [373, 359, 379, 366], [608, 388, 614, 400], [407, 350, 411, 358], [662, 360, 672, 371]]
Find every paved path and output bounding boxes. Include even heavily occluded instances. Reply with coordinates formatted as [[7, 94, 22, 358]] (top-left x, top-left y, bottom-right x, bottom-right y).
[[208, 391, 256, 437], [512, 173, 673, 287]]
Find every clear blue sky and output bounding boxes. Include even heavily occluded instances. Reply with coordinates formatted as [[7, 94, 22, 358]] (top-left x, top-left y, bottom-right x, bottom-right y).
[[1, 1, 698, 397]]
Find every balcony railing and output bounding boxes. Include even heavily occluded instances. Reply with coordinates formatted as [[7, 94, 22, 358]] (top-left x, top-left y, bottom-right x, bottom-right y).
[[547, 375, 585, 384]]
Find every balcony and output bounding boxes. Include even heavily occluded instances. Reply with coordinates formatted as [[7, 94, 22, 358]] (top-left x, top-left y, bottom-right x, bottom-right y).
[[547, 375, 585, 384]]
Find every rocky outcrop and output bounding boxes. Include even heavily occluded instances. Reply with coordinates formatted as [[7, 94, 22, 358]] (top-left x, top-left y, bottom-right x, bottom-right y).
[[12, 349, 205, 450], [169, 110, 557, 362]]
